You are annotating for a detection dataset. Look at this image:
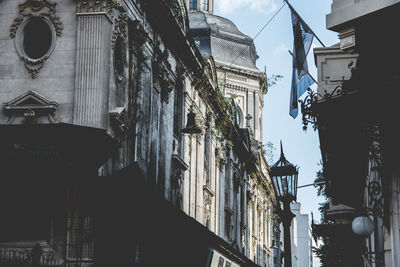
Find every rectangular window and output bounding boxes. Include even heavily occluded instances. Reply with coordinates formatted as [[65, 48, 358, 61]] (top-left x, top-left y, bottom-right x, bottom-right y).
[[189, 0, 197, 10], [202, 0, 209, 11], [66, 210, 94, 261], [204, 127, 211, 187], [173, 80, 183, 138]]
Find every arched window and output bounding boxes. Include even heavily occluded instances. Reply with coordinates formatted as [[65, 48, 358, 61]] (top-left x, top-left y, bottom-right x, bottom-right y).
[[189, 0, 197, 10], [232, 104, 243, 127]]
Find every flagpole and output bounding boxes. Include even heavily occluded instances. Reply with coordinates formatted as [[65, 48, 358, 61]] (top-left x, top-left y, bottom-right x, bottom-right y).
[[288, 50, 318, 85], [284, 0, 326, 47]]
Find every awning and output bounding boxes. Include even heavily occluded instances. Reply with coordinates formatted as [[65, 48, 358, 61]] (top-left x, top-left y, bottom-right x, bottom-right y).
[[0, 123, 119, 168]]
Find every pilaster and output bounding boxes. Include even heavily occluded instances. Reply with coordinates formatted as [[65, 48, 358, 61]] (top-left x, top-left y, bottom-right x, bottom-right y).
[[73, 3, 112, 129]]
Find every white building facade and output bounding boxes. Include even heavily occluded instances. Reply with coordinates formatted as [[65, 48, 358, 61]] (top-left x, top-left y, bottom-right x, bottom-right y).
[[290, 202, 313, 267]]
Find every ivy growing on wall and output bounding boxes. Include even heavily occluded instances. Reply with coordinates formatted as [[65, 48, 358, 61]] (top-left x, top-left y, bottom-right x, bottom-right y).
[[165, 0, 185, 29], [191, 68, 236, 148]]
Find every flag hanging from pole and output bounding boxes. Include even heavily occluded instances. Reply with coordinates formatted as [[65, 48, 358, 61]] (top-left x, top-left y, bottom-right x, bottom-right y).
[[288, 2, 315, 118]]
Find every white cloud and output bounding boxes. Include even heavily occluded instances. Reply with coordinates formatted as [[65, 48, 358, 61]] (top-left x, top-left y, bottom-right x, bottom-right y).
[[218, 0, 278, 15]]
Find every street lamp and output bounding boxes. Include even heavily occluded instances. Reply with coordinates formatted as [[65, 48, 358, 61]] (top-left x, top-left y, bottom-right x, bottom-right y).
[[182, 105, 202, 134], [270, 141, 299, 267]]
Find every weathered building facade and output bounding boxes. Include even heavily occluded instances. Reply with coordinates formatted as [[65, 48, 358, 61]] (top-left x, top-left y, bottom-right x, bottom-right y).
[[305, 1, 400, 266], [0, 0, 276, 266], [186, 2, 279, 266]]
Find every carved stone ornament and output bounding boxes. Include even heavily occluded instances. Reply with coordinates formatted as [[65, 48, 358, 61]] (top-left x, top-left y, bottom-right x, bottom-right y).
[[171, 155, 188, 209], [215, 146, 227, 165], [152, 50, 176, 102], [10, 0, 63, 78], [109, 107, 128, 137], [4, 90, 58, 124], [112, 14, 128, 47], [130, 20, 149, 48], [112, 14, 129, 86], [203, 189, 213, 225], [77, 0, 121, 14]]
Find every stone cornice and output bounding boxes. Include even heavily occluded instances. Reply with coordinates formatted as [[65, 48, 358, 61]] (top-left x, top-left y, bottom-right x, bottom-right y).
[[76, 0, 120, 14], [216, 62, 266, 81]]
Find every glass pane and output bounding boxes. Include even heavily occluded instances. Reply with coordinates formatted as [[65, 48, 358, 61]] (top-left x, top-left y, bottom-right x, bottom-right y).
[[282, 176, 288, 195], [277, 177, 282, 197], [190, 0, 197, 10]]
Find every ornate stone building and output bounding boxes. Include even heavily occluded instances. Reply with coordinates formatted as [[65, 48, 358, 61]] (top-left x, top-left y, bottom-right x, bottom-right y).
[[186, 2, 278, 266], [0, 0, 276, 266]]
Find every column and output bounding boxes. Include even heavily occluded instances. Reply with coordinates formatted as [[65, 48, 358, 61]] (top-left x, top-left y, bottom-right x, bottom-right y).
[[74, 3, 112, 129]]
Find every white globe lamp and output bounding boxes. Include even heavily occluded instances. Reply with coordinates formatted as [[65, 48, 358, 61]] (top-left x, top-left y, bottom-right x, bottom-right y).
[[352, 216, 374, 236]]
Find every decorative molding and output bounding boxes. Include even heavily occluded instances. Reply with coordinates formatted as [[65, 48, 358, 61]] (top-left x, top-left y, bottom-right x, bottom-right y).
[[77, 0, 120, 14], [215, 146, 227, 165], [112, 14, 129, 86], [152, 49, 176, 102], [10, 0, 63, 39], [109, 107, 128, 135], [172, 154, 189, 171], [111, 14, 128, 47], [171, 156, 186, 209], [365, 124, 384, 218], [203, 188, 213, 227], [3, 90, 58, 124], [9, 0, 63, 78], [130, 20, 149, 48], [203, 184, 215, 197], [225, 83, 248, 92]]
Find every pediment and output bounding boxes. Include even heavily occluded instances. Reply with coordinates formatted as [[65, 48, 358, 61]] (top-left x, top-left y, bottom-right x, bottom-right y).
[[3, 90, 58, 124], [4, 90, 57, 109]]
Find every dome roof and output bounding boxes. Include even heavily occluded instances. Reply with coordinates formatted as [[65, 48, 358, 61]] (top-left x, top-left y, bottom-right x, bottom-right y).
[[188, 11, 261, 72]]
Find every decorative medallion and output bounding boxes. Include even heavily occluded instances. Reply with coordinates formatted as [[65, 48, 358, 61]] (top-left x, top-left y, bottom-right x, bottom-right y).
[[9, 0, 63, 78]]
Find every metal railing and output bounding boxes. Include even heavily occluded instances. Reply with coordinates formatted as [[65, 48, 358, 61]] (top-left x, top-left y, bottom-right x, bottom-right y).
[[0, 244, 93, 267]]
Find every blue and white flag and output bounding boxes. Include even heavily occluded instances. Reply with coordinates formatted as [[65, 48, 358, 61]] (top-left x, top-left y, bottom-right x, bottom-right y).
[[288, 3, 315, 118]]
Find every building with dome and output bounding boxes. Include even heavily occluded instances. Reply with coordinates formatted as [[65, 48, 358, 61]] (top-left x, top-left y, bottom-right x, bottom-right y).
[[184, 1, 280, 266], [0, 0, 277, 266]]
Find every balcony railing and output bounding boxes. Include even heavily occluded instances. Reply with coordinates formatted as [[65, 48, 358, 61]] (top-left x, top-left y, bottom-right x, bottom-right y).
[[0, 244, 93, 267]]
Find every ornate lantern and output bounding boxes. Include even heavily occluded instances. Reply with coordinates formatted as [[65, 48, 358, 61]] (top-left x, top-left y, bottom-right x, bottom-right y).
[[270, 141, 299, 267], [270, 141, 299, 202]]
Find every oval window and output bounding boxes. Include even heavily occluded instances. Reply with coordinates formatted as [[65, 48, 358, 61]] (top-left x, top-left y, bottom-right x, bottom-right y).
[[114, 37, 125, 77], [23, 18, 53, 60]]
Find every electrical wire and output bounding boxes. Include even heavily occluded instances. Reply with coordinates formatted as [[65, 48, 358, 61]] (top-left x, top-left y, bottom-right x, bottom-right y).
[[217, 1, 288, 81]]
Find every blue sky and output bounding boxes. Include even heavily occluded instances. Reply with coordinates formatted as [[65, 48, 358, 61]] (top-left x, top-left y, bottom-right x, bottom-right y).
[[214, 1, 338, 223]]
